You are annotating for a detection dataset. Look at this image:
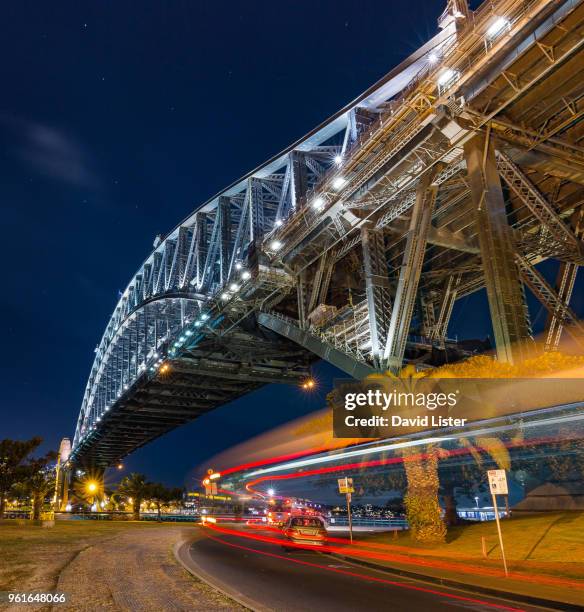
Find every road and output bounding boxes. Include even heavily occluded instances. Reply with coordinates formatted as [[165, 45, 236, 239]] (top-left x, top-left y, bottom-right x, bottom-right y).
[[179, 525, 546, 612]]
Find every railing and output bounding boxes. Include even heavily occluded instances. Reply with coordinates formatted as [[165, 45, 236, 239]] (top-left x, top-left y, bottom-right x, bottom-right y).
[[327, 516, 408, 529]]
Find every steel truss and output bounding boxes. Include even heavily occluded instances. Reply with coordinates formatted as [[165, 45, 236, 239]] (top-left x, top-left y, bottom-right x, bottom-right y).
[[72, 0, 584, 466]]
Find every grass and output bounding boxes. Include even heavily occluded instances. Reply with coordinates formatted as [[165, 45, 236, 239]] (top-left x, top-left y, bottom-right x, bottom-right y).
[[361, 511, 584, 569], [346, 511, 584, 604]]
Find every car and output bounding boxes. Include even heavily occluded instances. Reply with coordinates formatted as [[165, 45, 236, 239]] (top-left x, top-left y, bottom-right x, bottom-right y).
[[282, 516, 328, 549]]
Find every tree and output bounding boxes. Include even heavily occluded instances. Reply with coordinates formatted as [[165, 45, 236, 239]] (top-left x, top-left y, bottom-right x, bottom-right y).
[[118, 473, 149, 520], [0, 437, 43, 519], [23, 458, 56, 520], [145, 483, 183, 521]]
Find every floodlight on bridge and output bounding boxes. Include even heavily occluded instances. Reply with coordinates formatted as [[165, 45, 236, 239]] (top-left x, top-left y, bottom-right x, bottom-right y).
[[486, 16, 509, 39], [437, 68, 458, 87], [312, 196, 325, 210], [241, 270, 251, 280], [270, 240, 283, 251], [332, 176, 346, 190]]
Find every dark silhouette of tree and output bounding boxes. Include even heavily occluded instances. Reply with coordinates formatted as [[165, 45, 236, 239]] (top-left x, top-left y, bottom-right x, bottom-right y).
[[0, 437, 43, 519], [145, 483, 184, 521], [22, 453, 57, 520]]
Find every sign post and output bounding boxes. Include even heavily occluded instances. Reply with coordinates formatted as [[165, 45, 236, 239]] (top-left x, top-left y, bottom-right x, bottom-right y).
[[338, 477, 355, 543], [487, 469, 509, 577], [204, 469, 218, 496]]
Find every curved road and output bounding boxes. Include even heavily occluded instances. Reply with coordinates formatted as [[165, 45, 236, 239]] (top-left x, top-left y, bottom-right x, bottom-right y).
[[179, 525, 545, 612]]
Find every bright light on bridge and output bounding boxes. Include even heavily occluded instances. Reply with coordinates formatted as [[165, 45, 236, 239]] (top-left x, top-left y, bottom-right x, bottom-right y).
[[332, 176, 346, 190], [486, 16, 509, 39], [312, 196, 325, 210]]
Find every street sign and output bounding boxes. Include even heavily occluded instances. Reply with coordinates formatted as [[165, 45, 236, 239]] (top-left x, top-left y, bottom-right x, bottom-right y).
[[486, 469, 509, 577], [487, 469, 508, 495], [338, 477, 354, 494], [338, 477, 354, 543]]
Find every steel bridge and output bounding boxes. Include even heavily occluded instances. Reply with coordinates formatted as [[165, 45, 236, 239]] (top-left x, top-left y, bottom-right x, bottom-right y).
[[71, 0, 584, 467]]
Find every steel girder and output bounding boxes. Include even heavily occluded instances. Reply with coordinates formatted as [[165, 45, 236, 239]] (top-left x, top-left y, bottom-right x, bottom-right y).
[[384, 173, 438, 369], [361, 227, 392, 362]]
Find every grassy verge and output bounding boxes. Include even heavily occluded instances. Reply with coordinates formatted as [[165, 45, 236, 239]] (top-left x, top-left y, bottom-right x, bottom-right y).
[[341, 511, 584, 605], [358, 511, 584, 573]]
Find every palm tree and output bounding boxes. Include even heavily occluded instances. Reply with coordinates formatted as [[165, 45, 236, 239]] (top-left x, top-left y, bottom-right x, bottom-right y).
[[366, 365, 512, 542], [118, 473, 149, 520], [24, 464, 56, 520], [0, 437, 43, 519]]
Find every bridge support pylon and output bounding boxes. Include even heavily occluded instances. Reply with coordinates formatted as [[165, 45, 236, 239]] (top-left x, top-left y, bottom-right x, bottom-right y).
[[464, 133, 532, 363]]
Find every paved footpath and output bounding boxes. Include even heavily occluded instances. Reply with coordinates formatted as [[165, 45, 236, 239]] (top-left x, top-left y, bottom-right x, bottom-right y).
[[55, 525, 242, 611]]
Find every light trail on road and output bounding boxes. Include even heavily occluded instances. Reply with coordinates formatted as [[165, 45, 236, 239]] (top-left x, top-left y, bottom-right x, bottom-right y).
[[201, 522, 583, 590], [205, 534, 526, 611]]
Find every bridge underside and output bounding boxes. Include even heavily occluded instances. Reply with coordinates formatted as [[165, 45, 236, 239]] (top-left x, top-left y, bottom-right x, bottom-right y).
[[74, 321, 310, 466]]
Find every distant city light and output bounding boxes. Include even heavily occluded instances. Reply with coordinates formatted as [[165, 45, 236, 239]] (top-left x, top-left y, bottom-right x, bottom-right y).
[[270, 240, 283, 251], [209, 472, 221, 480], [332, 176, 346, 190], [267, 488, 275, 496], [486, 16, 509, 39]]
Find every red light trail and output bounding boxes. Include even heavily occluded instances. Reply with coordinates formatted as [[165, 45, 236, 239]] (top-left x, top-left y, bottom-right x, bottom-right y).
[[207, 535, 526, 611], [203, 522, 583, 590]]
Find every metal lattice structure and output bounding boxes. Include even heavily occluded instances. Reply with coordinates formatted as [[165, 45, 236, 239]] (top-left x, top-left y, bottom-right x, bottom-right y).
[[72, 0, 584, 466]]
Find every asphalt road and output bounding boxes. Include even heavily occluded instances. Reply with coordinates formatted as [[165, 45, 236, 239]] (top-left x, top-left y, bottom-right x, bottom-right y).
[[181, 526, 546, 612]]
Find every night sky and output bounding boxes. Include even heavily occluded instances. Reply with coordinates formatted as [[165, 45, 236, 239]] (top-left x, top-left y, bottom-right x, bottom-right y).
[[2, 1, 581, 488]]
